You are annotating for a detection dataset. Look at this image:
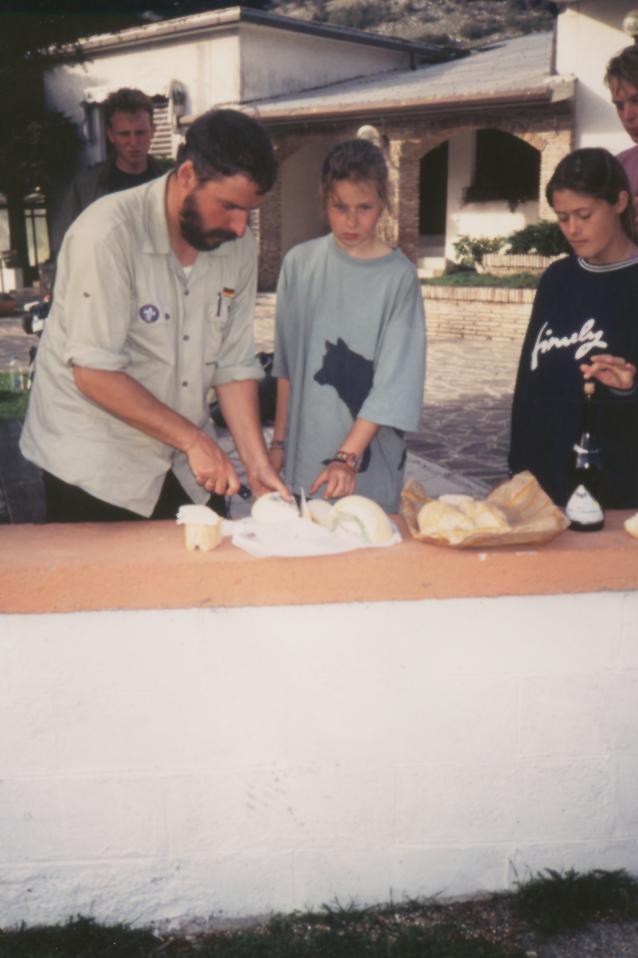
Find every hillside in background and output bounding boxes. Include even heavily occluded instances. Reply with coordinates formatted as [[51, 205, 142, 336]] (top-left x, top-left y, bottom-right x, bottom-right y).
[[270, 0, 558, 50]]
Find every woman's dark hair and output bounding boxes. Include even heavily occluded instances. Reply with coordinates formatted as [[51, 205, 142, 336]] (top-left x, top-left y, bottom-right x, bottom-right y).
[[546, 147, 635, 240], [176, 109, 277, 195], [321, 138, 389, 207]]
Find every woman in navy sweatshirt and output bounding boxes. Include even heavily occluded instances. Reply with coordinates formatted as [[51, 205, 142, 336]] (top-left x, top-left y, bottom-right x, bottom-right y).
[[509, 148, 638, 508]]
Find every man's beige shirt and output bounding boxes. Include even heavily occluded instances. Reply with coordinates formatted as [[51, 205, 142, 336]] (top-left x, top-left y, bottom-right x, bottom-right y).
[[20, 173, 263, 516]]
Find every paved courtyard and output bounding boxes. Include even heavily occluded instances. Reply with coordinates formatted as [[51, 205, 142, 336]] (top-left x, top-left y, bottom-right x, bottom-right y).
[[0, 307, 522, 522]]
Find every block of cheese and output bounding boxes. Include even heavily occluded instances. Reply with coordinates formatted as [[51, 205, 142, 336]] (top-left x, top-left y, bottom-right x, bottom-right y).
[[176, 504, 223, 552]]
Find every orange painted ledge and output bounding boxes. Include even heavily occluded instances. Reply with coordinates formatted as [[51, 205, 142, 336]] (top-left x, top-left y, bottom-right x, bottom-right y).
[[1, 511, 638, 615]]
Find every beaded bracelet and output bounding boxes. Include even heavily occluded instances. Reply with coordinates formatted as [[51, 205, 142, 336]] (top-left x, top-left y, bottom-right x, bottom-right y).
[[270, 439, 286, 450]]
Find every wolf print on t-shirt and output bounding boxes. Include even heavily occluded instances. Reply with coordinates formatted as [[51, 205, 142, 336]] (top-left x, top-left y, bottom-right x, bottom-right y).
[[314, 337, 374, 472]]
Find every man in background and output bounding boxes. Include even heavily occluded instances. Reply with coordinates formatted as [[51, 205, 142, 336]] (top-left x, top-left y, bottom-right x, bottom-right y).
[[51, 87, 165, 254]]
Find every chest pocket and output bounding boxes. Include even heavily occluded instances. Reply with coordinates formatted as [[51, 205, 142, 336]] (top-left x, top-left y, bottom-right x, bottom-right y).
[[205, 287, 235, 365]]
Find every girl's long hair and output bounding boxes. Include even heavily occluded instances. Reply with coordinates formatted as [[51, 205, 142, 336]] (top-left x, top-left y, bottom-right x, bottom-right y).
[[546, 147, 635, 240]]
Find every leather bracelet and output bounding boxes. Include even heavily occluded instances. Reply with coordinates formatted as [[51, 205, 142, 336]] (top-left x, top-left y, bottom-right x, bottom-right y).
[[330, 450, 362, 472]]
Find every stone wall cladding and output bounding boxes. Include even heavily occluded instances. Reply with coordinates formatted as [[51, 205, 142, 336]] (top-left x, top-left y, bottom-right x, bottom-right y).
[[258, 158, 284, 291], [379, 103, 573, 265], [254, 287, 534, 344], [482, 253, 563, 275], [422, 285, 534, 342]]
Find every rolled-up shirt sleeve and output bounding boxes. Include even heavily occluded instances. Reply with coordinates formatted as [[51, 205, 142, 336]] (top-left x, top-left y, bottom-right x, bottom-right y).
[[58, 226, 134, 371], [211, 229, 264, 386]]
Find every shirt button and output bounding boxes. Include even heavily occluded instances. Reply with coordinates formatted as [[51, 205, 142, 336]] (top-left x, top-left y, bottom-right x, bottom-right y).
[[184, 290, 190, 296], [183, 334, 190, 341], [182, 380, 188, 387]]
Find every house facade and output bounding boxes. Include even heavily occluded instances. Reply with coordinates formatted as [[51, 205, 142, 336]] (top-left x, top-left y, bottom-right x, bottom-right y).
[[556, 0, 638, 154], [41, 2, 638, 288]]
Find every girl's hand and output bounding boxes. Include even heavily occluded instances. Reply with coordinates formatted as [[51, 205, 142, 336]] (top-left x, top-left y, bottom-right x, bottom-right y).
[[309, 461, 357, 499], [580, 354, 637, 392]]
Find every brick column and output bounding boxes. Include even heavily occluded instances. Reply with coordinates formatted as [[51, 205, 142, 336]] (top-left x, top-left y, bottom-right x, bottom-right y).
[[257, 137, 293, 292], [538, 128, 573, 220], [257, 176, 282, 292], [392, 134, 422, 264]]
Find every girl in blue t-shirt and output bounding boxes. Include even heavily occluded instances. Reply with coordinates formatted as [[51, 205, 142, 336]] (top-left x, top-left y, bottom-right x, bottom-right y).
[[270, 138, 426, 513], [509, 148, 638, 507]]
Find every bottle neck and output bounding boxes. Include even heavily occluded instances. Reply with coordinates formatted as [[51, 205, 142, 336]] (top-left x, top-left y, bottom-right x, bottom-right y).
[[580, 392, 597, 432]]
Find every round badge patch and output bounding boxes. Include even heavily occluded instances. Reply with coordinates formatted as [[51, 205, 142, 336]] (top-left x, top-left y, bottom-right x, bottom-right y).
[[139, 303, 160, 324]]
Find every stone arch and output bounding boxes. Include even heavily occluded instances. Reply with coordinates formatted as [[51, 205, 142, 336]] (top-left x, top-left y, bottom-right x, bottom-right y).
[[258, 132, 338, 290], [389, 111, 573, 273]]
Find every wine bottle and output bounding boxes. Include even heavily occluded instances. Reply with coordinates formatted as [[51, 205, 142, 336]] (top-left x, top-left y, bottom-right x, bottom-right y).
[[565, 381, 605, 532]]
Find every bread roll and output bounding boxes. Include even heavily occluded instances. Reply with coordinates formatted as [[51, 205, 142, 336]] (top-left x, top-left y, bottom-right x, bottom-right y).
[[417, 495, 510, 543], [456, 499, 509, 532], [439, 494, 474, 507], [624, 513, 638, 538], [417, 500, 475, 544]]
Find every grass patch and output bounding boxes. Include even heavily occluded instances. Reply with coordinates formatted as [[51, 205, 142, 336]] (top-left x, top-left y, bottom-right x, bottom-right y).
[[514, 867, 638, 934], [0, 901, 526, 958], [0, 371, 29, 421], [423, 270, 540, 289], [0, 915, 160, 958], [4, 872, 638, 956]]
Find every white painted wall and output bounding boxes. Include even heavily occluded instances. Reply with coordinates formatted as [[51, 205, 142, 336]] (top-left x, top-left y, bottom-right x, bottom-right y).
[[239, 23, 406, 102], [450, 201, 539, 250], [556, 0, 636, 152], [45, 31, 241, 167], [44, 15, 410, 170], [445, 130, 475, 260], [1, 591, 637, 930]]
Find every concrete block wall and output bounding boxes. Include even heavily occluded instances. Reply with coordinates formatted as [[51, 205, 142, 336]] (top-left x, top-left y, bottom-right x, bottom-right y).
[[2, 589, 638, 930]]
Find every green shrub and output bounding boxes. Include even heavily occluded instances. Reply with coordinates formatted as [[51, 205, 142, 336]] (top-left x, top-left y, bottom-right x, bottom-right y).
[[425, 270, 540, 288], [514, 867, 638, 934], [504, 220, 571, 256], [0, 371, 30, 421], [452, 235, 506, 268]]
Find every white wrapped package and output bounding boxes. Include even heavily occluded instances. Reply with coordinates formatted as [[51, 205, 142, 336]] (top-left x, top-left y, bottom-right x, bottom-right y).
[[230, 493, 400, 557]]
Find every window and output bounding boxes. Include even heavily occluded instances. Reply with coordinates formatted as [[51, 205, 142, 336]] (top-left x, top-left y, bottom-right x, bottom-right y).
[[465, 129, 540, 210]]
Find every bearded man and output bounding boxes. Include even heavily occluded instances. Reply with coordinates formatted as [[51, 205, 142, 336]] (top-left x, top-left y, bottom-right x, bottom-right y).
[[21, 109, 288, 521]]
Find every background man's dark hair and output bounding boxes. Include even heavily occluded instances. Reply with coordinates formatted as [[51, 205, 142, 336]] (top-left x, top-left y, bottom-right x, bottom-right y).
[[104, 88, 155, 126], [176, 108, 277, 195], [605, 45, 638, 89]]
